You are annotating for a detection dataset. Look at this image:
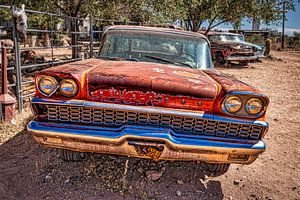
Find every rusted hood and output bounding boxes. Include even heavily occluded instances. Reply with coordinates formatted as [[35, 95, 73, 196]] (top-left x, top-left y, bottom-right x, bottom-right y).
[[204, 69, 262, 94], [87, 59, 219, 98]]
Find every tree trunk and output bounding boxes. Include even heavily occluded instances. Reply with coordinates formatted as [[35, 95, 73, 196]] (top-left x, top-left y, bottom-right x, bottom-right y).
[[71, 19, 79, 59], [252, 18, 261, 31]]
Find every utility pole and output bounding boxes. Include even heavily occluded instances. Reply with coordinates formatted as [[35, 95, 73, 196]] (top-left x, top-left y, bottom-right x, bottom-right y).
[[281, 0, 286, 49]]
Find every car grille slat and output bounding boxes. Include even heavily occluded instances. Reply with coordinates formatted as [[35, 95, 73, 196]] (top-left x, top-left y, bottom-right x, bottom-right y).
[[45, 105, 264, 140]]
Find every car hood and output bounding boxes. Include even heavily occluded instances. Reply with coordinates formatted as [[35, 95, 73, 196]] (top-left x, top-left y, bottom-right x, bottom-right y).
[[213, 40, 263, 50], [86, 59, 219, 99], [238, 41, 264, 50]]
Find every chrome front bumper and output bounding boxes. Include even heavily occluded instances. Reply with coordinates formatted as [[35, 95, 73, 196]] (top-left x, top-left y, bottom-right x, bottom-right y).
[[226, 55, 259, 61], [28, 120, 266, 164]]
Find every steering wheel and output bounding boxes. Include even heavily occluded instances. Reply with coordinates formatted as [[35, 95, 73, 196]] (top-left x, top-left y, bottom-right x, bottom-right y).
[[181, 53, 195, 62]]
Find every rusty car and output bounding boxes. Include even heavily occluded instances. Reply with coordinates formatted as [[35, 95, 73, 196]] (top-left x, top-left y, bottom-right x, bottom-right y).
[[27, 26, 269, 174], [205, 31, 265, 65]]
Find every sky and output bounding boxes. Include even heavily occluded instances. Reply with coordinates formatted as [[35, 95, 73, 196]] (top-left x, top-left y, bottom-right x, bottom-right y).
[[217, 2, 300, 35]]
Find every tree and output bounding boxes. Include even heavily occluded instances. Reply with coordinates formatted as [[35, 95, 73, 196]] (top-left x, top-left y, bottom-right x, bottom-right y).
[[181, 0, 256, 33], [248, 0, 300, 29]]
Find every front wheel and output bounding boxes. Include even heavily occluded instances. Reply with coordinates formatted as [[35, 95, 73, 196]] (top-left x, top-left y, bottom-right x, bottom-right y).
[[215, 52, 227, 65], [58, 149, 88, 162], [201, 162, 230, 175], [239, 61, 249, 66]]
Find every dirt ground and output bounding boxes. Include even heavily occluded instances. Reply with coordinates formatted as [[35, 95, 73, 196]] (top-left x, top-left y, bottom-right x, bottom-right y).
[[0, 51, 299, 200]]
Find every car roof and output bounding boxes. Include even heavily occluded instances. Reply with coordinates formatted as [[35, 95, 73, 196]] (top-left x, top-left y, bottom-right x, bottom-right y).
[[105, 25, 209, 40], [204, 31, 242, 36]]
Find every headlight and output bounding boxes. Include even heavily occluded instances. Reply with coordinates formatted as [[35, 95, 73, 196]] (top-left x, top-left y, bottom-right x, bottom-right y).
[[224, 96, 242, 113], [59, 79, 78, 97], [37, 75, 58, 97], [245, 98, 263, 115]]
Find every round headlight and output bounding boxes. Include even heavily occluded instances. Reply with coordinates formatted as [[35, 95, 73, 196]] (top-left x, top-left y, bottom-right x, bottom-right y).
[[224, 96, 242, 113], [245, 98, 263, 115], [59, 79, 78, 97], [37, 76, 58, 97]]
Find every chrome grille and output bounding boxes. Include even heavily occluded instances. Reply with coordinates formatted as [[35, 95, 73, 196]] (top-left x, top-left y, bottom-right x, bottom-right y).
[[45, 105, 264, 140]]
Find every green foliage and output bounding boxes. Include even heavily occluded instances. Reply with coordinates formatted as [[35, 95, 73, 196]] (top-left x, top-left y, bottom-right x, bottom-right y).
[[0, 0, 298, 31]]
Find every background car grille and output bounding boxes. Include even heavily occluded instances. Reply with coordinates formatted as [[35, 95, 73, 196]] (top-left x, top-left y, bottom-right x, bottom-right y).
[[45, 105, 264, 140]]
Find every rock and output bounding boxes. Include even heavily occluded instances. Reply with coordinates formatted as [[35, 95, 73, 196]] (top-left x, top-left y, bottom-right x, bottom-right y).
[[176, 191, 181, 196], [138, 167, 144, 174], [177, 180, 184, 185], [203, 175, 209, 181], [233, 180, 240, 185], [43, 173, 52, 182], [146, 170, 164, 181]]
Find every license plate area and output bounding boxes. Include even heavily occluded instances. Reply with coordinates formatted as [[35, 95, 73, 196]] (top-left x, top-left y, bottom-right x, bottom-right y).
[[128, 140, 164, 159]]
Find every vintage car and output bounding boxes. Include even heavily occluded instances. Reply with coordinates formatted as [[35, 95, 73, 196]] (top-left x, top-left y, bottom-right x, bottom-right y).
[[27, 26, 269, 174], [204, 31, 265, 65]]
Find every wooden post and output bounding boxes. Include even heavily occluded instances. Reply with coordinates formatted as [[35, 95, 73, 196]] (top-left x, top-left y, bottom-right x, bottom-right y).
[[1, 46, 8, 94], [0, 46, 17, 123]]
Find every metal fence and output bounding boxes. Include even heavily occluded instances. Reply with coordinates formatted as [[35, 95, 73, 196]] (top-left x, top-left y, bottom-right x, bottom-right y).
[[0, 4, 139, 112]]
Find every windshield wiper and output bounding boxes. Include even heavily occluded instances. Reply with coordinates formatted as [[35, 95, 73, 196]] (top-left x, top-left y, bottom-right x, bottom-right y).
[[144, 55, 195, 69], [98, 56, 140, 62]]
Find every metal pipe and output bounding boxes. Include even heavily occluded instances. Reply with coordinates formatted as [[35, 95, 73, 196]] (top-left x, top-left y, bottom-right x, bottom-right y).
[[19, 45, 82, 51], [27, 28, 89, 34], [89, 17, 94, 58], [23, 92, 35, 98], [12, 6, 23, 112], [50, 15, 54, 67], [74, 18, 77, 59], [281, 0, 286, 49], [19, 58, 82, 70]]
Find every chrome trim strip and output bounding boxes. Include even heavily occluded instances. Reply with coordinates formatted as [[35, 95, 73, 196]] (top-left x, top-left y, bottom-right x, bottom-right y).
[[32, 97, 207, 119]]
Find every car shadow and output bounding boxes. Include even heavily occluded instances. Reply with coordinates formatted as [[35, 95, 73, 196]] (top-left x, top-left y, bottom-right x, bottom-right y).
[[214, 62, 249, 69], [0, 131, 224, 200]]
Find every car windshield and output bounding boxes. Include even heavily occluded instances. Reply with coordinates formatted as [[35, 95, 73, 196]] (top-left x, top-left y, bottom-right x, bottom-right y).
[[210, 34, 244, 42], [228, 35, 245, 42], [98, 30, 213, 69]]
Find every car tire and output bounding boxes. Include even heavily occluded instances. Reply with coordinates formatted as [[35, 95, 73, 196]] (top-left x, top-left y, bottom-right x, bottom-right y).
[[215, 52, 227, 65], [58, 149, 87, 162], [201, 162, 230, 175], [240, 61, 249, 66]]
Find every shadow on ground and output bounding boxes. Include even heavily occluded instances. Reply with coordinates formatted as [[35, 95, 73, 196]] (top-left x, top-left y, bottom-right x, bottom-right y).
[[0, 132, 224, 200]]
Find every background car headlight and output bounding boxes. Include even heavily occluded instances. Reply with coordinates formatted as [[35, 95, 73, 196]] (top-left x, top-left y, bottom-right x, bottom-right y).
[[245, 98, 263, 115], [224, 96, 242, 113], [59, 79, 78, 97], [37, 76, 58, 97]]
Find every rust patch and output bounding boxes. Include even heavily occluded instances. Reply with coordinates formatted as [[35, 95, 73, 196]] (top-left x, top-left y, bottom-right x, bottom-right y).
[[87, 59, 219, 99]]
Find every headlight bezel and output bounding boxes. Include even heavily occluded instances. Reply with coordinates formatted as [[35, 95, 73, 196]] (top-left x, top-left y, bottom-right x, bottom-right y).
[[59, 78, 79, 98], [221, 93, 267, 118], [36, 75, 59, 97]]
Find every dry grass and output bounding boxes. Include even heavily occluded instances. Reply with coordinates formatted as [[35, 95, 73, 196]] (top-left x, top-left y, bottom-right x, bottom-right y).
[[0, 107, 33, 144]]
